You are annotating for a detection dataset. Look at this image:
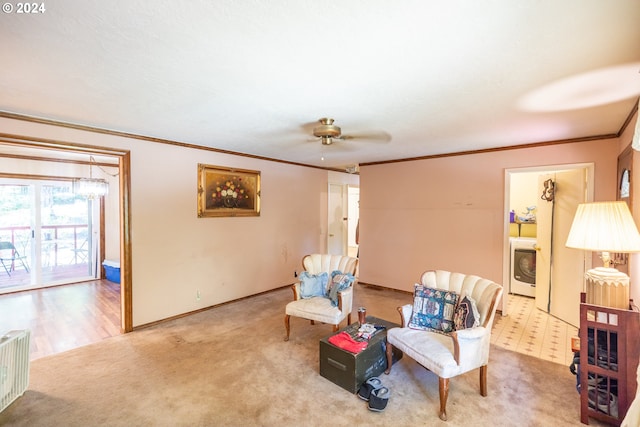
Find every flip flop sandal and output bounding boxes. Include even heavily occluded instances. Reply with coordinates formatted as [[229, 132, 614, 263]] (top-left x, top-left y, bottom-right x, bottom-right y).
[[368, 386, 390, 412], [357, 377, 383, 401]]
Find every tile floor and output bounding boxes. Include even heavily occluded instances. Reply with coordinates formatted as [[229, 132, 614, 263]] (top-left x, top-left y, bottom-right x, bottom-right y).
[[492, 293, 579, 367]]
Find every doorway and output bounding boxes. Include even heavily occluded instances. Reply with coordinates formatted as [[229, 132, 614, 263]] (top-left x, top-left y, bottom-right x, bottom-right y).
[[0, 137, 131, 335], [327, 183, 345, 255], [503, 163, 594, 327], [327, 183, 360, 257], [347, 186, 360, 258]]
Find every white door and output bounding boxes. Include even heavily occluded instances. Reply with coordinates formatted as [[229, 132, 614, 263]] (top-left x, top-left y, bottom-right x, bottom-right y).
[[535, 169, 587, 326], [535, 174, 554, 313], [327, 183, 346, 255]]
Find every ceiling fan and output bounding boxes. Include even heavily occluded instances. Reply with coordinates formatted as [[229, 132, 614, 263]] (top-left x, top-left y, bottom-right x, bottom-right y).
[[312, 118, 345, 145], [310, 118, 390, 146]]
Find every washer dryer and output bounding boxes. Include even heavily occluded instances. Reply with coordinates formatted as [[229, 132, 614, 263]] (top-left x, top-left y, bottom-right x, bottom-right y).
[[510, 237, 537, 297]]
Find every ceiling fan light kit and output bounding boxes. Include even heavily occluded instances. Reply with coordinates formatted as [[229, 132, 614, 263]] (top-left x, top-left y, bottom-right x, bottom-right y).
[[313, 118, 341, 137], [313, 118, 343, 145]]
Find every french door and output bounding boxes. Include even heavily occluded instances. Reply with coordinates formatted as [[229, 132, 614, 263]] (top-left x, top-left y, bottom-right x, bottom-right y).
[[0, 179, 99, 294]]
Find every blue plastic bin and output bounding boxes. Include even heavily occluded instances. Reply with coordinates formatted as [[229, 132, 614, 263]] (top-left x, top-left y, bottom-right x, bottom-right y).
[[103, 260, 121, 284]]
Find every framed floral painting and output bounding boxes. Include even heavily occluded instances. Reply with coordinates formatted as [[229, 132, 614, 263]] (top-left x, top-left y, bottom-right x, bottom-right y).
[[197, 164, 261, 217]]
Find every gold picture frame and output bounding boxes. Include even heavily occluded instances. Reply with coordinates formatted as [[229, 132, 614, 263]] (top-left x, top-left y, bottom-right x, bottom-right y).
[[197, 164, 261, 217]]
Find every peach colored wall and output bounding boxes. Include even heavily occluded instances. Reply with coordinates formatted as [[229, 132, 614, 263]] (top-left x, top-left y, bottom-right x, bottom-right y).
[[0, 117, 342, 326], [358, 138, 618, 295]]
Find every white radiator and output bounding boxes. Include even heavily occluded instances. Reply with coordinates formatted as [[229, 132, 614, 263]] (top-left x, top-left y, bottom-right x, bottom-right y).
[[0, 330, 30, 413]]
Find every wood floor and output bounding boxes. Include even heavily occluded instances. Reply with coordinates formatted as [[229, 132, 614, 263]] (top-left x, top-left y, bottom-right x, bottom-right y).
[[0, 279, 122, 360], [0, 263, 93, 290]]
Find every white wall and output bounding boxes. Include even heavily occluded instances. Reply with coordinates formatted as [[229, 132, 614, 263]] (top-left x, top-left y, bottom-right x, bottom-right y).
[[103, 167, 120, 262]]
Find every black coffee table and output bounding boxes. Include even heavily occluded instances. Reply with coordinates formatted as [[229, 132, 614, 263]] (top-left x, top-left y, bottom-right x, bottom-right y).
[[319, 316, 402, 393]]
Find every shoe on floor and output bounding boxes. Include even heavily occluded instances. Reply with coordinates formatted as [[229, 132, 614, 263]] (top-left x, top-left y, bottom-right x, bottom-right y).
[[368, 386, 390, 412], [357, 377, 383, 401]]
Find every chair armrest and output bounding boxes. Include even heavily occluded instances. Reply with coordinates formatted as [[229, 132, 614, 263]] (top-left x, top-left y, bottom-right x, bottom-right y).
[[453, 326, 487, 340], [337, 285, 353, 313], [450, 326, 488, 365], [398, 304, 412, 327]]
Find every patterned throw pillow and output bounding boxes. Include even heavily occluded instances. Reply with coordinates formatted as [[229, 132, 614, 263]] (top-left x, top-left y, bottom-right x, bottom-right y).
[[409, 284, 459, 333], [326, 270, 355, 307], [454, 294, 481, 330], [299, 272, 329, 299]]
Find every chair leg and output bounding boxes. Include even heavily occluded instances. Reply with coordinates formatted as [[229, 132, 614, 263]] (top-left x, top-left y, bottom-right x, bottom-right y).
[[479, 365, 487, 396], [284, 314, 291, 341], [438, 377, 449, 421], [0, 260, 11, 277], [384, 341, 394, 374], [347, 312, 352, 325]]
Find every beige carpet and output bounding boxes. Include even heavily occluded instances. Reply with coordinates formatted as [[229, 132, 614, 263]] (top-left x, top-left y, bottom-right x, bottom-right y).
[[0, 284, 607, 426]]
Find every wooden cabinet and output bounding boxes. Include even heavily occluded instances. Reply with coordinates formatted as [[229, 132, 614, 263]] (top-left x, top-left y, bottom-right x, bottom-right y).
[[579, 293, 640, 425]]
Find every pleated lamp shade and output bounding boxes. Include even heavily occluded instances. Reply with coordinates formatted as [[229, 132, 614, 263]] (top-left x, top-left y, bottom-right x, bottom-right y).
[[566, 201, 640, 253]]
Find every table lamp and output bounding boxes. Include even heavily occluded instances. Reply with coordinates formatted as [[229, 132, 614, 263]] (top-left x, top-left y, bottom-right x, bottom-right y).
[[566, 201, 640, 309]]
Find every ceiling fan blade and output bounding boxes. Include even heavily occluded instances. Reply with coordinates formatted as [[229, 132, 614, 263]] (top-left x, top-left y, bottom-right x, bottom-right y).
[[300, 121, 322, 134], [339, 131, 391, 143]]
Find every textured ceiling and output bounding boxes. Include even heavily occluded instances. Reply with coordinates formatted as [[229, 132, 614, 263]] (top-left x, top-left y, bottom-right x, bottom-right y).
[[1, 0, 639, 170]]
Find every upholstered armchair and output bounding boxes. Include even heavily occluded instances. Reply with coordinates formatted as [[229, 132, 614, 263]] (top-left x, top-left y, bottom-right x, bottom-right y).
[[284, 254, 358, 341], [384, 270, 503, 421]]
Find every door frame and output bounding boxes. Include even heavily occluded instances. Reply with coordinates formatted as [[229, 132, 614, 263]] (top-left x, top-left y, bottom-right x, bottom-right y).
[[503, 162, 594, 314], [0, 134, 132, 333]]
